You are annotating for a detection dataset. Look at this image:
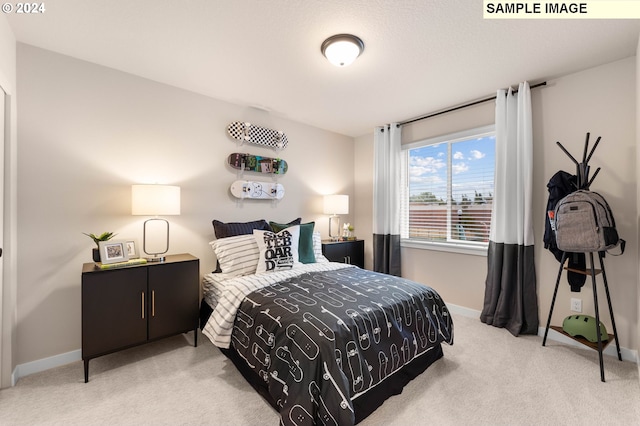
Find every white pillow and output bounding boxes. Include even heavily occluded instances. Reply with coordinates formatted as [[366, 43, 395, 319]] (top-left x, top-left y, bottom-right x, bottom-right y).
[[209, 234, 260, 276], [254, 225, 300, 273], [313, 231, 329, 263]]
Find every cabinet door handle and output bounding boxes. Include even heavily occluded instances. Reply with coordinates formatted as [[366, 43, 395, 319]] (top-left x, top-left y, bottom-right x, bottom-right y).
[[141, 292, 145, 319], [152, 290, 155, 317]]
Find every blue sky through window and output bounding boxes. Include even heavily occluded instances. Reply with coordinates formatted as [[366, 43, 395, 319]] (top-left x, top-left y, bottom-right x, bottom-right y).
[[409, 135, 495, 203]]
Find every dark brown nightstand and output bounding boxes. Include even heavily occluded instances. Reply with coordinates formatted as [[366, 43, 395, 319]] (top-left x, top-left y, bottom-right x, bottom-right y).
[[81, 253, 199, 382], [321, 239, 364, 268]]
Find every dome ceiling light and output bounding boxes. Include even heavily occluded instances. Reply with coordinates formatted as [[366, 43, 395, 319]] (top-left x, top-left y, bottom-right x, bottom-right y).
[[321, 34, 364, 67]]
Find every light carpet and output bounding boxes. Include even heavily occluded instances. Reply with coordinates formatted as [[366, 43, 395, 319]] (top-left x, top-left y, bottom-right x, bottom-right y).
[[1, 314, 638, 425]]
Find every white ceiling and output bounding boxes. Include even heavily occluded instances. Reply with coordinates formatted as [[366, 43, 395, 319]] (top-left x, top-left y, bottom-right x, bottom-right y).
[[6, 0, 640, 137]]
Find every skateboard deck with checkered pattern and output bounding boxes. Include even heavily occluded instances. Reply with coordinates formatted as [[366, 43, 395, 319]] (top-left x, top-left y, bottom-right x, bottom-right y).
[[230, 180, 285, 200], [228, 153, 288, 175], [227, 121, 288, 149]]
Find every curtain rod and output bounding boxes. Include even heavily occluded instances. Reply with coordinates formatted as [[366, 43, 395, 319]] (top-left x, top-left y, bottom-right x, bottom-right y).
[[398, 81, 547, 127]]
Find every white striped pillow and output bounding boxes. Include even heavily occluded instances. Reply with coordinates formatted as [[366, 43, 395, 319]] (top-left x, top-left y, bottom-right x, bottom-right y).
[[312, 231, 329, 263], [209, 234, 260, 276]]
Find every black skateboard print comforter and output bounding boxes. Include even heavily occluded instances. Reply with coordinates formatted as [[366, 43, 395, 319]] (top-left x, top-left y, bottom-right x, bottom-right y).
[[229, 266, 454, 426]]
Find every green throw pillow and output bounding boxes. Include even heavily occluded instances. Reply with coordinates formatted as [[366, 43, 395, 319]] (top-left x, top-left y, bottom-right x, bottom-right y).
[[269, 221, 316, 264]]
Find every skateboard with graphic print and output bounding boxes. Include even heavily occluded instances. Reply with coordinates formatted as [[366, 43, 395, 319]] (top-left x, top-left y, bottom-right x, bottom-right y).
[[230, 180, 285, 200], [227, 121, 289, 149], [228, 153, 288, 175]]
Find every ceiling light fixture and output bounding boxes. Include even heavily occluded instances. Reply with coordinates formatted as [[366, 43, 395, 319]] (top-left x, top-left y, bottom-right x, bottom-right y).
[[321, 34, 364, 67]]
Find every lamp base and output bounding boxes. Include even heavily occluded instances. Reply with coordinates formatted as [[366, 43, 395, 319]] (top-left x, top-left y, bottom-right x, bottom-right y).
[[142, 218, 170, 263], [328, 215, 341, 241]]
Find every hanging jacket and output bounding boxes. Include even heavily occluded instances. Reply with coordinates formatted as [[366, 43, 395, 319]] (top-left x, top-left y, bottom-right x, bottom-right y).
[[544, 170, 586, 292]]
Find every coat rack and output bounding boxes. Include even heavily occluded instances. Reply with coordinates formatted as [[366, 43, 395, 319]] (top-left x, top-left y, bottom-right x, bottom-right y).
[[542, 133, 622, 382], [554, 132, 601, 190]]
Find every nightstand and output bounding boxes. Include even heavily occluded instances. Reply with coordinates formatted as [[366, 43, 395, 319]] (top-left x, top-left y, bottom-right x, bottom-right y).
[[321, 239, 364, 268], [81, 253, 199, 382]]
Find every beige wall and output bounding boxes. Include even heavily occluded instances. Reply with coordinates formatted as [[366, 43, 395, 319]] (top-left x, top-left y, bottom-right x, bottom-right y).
[[355, 57, 639, 352], [15, 44, 355, 365], [0, 14, 18, 388], [354, 133, 374, 270], [636, 36, 640, 361]]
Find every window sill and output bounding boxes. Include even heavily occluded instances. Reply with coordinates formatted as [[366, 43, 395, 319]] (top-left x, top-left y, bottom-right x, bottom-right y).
[[401, 239, 488, 257]]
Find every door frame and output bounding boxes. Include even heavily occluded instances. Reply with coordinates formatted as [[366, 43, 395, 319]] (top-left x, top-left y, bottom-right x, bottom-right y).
[[0, 80, 17, 388]]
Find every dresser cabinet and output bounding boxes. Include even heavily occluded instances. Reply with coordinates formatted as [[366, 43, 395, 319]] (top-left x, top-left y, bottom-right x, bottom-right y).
[[321, 239, 365, 268], [81, 254, 199, 382]]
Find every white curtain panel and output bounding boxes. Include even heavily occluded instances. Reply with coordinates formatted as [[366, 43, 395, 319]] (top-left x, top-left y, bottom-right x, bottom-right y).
[[373, 124, 402, 276], [490, 85, 534, 246], [480, 82, 538, 336]]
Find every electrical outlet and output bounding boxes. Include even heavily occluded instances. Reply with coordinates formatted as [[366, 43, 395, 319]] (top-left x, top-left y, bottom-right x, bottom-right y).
[[570, 298, 582, 313]]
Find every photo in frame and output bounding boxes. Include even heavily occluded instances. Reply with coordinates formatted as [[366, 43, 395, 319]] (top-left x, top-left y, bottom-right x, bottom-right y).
[[98, 240, 129, 264], [125, 239, 139, 259]]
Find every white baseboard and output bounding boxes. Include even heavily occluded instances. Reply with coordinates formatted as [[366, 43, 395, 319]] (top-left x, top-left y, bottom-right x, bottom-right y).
[[446, 303, 481, 319], [446, 303, 639, 364], [10, 303, 639, 385], [12, 349, 81, 385]]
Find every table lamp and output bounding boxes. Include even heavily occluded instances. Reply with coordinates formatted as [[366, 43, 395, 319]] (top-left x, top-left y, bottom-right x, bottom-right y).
[[323, 194, 349, 240], [131, 184, 181, 262]]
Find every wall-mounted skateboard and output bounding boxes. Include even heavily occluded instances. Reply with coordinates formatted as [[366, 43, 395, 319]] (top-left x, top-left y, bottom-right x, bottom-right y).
[[228, 153, 288, 175], [230, 180, 285, 200], [227, 121, 289, 149]]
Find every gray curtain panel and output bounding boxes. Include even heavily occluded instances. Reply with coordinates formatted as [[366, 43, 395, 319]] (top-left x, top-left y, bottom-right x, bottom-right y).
[[482, 242, 538, 335], [373, 234, 401, 276], [480, 83, 538, 336]]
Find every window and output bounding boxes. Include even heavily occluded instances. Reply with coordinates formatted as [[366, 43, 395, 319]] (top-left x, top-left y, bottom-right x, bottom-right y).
[[401, 125, 495, 255]]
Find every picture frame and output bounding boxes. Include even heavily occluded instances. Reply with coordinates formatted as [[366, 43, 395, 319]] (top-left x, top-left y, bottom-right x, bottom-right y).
[[125, 239, 140, 259], [98, 240, 129, 264]]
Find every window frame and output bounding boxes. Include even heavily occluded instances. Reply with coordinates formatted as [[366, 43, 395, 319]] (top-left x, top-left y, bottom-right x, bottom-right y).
[[400, 124, 495, 256]]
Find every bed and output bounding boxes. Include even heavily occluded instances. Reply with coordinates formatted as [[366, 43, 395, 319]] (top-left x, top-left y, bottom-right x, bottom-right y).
[[200, 219, 454, 425]]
